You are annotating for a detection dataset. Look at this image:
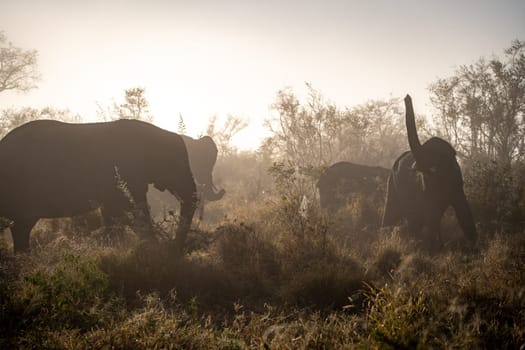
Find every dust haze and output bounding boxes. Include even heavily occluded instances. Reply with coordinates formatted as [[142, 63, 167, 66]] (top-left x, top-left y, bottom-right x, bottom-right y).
[[1, 3, 524, 348]]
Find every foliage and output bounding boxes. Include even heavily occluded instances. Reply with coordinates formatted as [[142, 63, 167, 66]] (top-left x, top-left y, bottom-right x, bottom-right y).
[[464, 160, 525, 234], [96, 86, 153, 122], [429, 40, 525, 165], [177, 112, 187, 134], [118, 87, 153, 122], [205, 114, 248, 156], [268, 161, 321, 202], [0, 31, 40, 93], [264, 83, 423, 169], [20, 254, 111, 328], [264, 83, 343, 167], [0, 107, 81, 138]]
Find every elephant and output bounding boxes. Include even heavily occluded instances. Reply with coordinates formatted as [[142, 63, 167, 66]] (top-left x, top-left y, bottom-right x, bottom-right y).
[[317, 161, 390, 210], [0, 119, 197, 253], [180, 135, 225, 217], [382, 95, 477, 246]]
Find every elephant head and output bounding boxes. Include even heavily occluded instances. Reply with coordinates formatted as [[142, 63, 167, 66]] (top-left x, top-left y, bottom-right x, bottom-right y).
[[181, 135, 225, 202]]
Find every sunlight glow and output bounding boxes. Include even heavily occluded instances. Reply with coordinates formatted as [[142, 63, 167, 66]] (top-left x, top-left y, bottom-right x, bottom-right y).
[[1, 0, 524, 150]]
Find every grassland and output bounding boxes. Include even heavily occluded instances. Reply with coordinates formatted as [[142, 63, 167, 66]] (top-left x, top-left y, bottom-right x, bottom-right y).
[[1, 191, 523, 349]]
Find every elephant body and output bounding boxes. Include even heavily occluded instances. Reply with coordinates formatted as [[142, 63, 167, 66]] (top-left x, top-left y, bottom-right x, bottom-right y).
[[317, 161, 389, 210], [382, 96, 477, 245], [0, 119, 197, 252]]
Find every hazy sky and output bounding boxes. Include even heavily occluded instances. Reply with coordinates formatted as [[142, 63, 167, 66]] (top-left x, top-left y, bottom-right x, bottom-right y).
[[1, 0, 524, 149]]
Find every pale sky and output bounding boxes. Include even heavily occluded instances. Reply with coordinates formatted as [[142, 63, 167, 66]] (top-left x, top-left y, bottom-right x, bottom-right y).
[[1, 0, 524, 149]]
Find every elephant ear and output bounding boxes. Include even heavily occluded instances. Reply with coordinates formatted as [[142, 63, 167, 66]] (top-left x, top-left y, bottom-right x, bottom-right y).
[[405, 95, 428, 171], [200, 136, 218, 161]]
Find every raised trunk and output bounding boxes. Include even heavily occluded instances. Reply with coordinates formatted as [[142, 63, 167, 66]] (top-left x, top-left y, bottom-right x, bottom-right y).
[[405, 95, 424, 167]]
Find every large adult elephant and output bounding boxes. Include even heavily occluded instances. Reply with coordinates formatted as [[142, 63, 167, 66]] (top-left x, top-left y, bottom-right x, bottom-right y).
[[382, 95, 477, 245], [0, 119, 197, 252], [317, 161, 389, 210]]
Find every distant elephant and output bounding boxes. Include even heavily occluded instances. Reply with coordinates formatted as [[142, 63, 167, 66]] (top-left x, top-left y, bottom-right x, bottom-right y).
[[181, 135, 225, 217], [317, 161, 390, 210], [382, 95, 477, 245], [0, 119, 197, 253]]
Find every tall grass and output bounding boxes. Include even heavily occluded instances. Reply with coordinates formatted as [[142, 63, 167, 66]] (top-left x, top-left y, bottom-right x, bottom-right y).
[[0, 183, 524, 349]]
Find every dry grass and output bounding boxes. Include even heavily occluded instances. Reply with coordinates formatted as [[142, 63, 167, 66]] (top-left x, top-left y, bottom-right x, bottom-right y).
[[0, 196, 524, 349]]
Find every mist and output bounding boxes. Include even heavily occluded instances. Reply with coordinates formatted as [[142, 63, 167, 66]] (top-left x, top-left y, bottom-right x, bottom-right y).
[[1, 2, 524, 348]]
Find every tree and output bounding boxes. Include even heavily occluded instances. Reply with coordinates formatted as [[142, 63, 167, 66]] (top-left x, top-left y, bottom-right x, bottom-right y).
[[0, 107, 81, 138], [429, 40, 525, 165], [264, 83, 346, 167], [264, 83, 415, 169], [97, 87, 153, 122], [205, 114, 248, 156], [0, 31, 40, 93], [117, 87, 153, 122]]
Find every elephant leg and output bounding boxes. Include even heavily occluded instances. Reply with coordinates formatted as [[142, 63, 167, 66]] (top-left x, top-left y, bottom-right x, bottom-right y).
[[132, 196, 156, 237], [426, 215, 444, 249], [175, 192, 197, 254], [453, 195, 477, 244], [406, 215, 424, 241], [11, 217, 38, 253], [102, 185, 136, 229], [127, 184, 156, 236], [101, 187, 132, 233], [382, 176, 401, 227], [196, 188, 204, 220], [197, 200, 204, 221]]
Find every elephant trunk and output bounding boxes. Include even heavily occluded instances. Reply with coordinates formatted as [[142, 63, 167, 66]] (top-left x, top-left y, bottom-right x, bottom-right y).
[[405, 95, 425, 168], [203, 183, 226, 201]]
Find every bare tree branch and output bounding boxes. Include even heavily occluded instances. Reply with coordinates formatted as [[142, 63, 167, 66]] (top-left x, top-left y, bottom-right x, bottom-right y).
[[0, 31, 40, 93]]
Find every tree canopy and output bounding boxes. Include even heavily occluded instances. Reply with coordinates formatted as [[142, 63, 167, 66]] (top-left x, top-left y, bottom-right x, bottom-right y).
[[429, 40, 525, 165], [264, 83, 423, 169], [0, 31, 40, 93], [96, 87, 153, 123]]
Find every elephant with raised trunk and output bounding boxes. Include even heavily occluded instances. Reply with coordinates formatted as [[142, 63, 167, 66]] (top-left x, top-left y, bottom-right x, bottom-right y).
[[382, 95, 477, 246], [0, 119, 197, 253], [317, 161, 390, 211]]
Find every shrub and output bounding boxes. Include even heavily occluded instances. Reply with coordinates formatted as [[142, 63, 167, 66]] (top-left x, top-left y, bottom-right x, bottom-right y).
[[215, 223, 281, 299], [20, 253, 111, 329], [464, 160, 525, 234], [282, 259, 365, 309], [366, 286, 438, 349]]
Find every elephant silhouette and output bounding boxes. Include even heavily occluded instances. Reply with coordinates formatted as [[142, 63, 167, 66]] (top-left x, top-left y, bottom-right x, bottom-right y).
[[0, 119, 197, 253], [382, 95, 477, 246], [317, 161, 389, 211]]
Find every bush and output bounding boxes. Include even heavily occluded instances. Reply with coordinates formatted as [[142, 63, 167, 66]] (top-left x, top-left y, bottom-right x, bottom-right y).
[[99, 240, 236, 309], [20, 253, 111, 329], [464, 160, 525, 234]]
